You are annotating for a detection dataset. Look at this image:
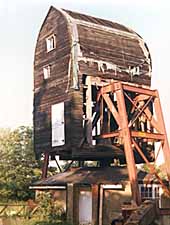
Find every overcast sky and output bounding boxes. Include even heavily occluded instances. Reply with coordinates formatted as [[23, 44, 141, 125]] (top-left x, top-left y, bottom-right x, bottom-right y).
[[0, 0, 170, 138]]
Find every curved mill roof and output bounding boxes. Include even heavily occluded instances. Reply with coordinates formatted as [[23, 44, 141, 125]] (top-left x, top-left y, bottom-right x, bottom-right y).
[[59, 7, 152, 86]]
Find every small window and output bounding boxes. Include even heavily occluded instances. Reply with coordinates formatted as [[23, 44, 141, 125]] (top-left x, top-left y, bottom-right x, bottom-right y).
[[139, 184, 162, 208], [46, 34, 56, 52], [43, 65, 50, 79]]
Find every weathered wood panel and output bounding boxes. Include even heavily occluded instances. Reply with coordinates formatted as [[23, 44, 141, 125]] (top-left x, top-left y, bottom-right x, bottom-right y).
[[34, 7, 72, 156], [63, 9, 132, 33], [78, 62, 150, 86], [77, 24, 151, 86], [33, 6, 152, 158]]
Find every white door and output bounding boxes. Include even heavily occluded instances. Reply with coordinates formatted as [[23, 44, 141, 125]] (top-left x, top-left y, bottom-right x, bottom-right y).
[[79, 191, 92, 225], [52, 102, 65, 147]]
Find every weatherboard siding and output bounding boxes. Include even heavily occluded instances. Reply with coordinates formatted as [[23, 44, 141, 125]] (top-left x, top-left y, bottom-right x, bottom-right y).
[[34, 7, 72, 155], [33, 6, 152, 158]]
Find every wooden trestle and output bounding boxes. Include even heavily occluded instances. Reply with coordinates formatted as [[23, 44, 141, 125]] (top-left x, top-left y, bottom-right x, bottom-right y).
[[95, 81, 170, 205]]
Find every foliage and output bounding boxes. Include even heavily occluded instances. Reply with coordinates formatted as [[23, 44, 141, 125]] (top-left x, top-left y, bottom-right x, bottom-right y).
[[24, 191, 72, 225], [142, 163, 168, 181], [142, 163, 150, 173], [36, 191, 66, 222], [33, 222, 73, 225], [0, 126, 41, 201], [25, 219, 73, 225]]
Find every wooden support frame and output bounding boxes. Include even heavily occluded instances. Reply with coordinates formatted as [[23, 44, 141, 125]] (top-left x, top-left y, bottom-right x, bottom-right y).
[[132, 139, 170, 196], [98, 185, 104, 225], [85, 76, 93, 144], [94, 81, 170, 203], [64, 160, 74, 172], [154, 90, 170, 179], [94, 130, 164, 141], [42, 152, 49, 179], [114, 82, 141, 205], [54, 156, 62, 172]]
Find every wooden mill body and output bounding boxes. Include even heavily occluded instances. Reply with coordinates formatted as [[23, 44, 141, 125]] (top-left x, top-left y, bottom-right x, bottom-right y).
[[33, 6, 152, 162]]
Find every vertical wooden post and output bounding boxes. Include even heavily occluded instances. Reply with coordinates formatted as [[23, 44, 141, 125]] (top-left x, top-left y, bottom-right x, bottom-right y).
[[100, 97, 104, 133], [86, 76, 92, 144], [115, 82, 141, 206], [92, 184, 99, 225], [154, 91, 170, 179], [99, 185, 104, 225], [42, 152, 49, 179], [107, 108, 112, 145], [67, 183, 74, 224]]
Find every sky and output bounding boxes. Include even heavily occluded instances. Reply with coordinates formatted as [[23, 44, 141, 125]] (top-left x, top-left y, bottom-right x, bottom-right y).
[[0, 0, 170, 139]]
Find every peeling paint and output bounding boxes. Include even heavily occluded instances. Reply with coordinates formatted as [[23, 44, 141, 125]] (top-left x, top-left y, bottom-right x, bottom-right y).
[[78, 57, 144, 78], [127, 66, 140, 77], [59, 8, 152, 87], [58, 9, 82, 91], [78, 56, 122, 75], [138, 39, 152, 77], [138, 39, 149, 60]]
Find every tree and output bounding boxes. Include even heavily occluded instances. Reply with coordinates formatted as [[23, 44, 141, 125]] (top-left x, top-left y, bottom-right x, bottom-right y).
[[0, 126, 41, 201]]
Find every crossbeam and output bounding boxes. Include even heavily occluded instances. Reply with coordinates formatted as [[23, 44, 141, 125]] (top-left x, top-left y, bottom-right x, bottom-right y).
[[94, 131, 164, 141]]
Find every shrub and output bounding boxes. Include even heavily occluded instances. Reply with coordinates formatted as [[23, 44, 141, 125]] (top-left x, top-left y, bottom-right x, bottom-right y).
[[36, 191, 65, 222]]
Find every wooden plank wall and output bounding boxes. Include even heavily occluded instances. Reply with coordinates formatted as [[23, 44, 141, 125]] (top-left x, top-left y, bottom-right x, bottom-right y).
[[33, 7, 152, 158], [34, 7, 72, 155], [77, 24, 151, 86]]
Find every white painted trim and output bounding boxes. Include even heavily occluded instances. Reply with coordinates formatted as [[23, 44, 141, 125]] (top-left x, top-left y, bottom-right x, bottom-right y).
[[46, 34, 56, 52], [102, 184, 123, 189], [29, 186, 66, 190], [43, 65, 51, 79], [58, 8, 81, 90]]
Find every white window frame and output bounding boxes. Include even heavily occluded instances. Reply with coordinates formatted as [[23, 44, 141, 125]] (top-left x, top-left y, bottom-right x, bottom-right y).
[[139, 184, 163, 208], [46, 34, 56, 52], [43, 65, 51, 80]]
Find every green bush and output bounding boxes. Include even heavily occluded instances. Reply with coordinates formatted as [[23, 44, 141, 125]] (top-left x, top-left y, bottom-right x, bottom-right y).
[[36, 192, 66, 222], [25, 219, 74, 225], [32, 222, 73, 225], [0, 126, 41, 201]]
